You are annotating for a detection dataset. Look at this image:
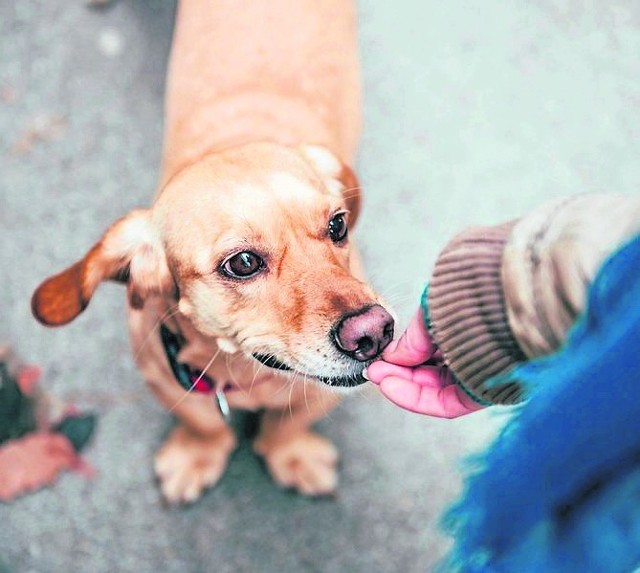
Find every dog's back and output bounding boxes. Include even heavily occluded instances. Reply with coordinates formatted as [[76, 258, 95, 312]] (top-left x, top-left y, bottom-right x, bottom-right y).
[[161, 0, 361, 184]]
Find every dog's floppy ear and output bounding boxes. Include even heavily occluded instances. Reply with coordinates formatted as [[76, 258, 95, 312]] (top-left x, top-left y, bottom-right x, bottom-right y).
[[32, 209, 173, 327], [299, 145, 362, 227]]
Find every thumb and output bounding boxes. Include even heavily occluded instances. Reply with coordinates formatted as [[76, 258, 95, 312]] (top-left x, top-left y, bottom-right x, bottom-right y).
[[382, 308, 437, 367]]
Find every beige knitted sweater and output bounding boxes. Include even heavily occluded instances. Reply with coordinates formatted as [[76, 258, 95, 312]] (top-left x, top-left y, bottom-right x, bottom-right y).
[[428, 194, 640, 405]]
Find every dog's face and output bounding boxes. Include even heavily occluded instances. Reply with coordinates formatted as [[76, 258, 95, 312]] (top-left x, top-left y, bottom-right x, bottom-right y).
[[32, 143, 393, 387]]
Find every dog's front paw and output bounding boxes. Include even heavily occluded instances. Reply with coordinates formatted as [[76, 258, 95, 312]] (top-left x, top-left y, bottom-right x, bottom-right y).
[[255, 432, 339, 496], [154, 425, 236, 505]]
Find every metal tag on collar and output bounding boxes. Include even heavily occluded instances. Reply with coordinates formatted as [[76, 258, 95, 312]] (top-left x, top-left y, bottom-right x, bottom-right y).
[[214, 388, 231, 422]]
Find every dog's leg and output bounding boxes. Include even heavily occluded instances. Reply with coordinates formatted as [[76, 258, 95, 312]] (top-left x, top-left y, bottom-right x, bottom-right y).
[[254, 387, 341, 496], [154, 424, 235, 505], [129, 307, 237, 504], [150, 382, 237, 504]]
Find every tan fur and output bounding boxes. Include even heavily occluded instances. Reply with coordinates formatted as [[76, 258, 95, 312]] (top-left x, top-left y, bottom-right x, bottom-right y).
[[32, 0, 382, 503]]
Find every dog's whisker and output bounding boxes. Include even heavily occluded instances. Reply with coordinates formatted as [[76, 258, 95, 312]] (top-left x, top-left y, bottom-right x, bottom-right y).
[[369, 278, 413, 296], [221, 353, 250, 398], [382, 292, 416, 307], [341, 186, 360, 198], [258, 349, 291, 398], [241, 338, 278, 396], [318, 383, 332, 420], [302, 371, 311, 415], [272, 367, 295, 398], [277, 376, 294, 427], [383, 293, 422, 315], [238, 333, 272, 346], [167, 347, 221, 413], [248, 350, 272, 396], [224, 352, 243, 392], [249, 356, 264, 396], [287, 373, 298, 422], [224, 349, 240, 368], [353, 383, 373, 404], [132, 304, 180, 364], [382, 286, 415, 299], [247, 362, 263, 396]]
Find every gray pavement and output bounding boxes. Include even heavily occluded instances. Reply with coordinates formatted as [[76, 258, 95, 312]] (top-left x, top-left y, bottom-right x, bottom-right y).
[[1, 1, 639, 572]]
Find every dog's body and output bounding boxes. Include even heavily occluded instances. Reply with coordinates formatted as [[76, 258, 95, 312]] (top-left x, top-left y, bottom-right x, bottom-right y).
[[32, 0, 394, 503], [162, 0, 361, 184]]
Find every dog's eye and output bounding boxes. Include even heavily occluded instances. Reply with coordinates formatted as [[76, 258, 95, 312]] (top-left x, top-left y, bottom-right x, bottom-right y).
[[328, 213, 348, 243], [221, 251, 265, 279]]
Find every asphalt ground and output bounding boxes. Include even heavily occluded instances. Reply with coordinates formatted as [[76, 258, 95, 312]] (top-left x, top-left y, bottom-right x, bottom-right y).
[[1, 1, 639, 571]]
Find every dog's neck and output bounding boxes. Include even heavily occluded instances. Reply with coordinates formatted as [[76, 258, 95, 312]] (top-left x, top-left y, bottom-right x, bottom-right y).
[[160, 94, 337, 188], [157, 299, 266, 392], [159, 0, 361, 185]]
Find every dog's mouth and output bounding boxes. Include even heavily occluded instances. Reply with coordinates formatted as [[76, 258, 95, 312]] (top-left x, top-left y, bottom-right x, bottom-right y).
[[317, 373, 367, 387], [252, 353, 367, 388], [252, 353, 292, 372]]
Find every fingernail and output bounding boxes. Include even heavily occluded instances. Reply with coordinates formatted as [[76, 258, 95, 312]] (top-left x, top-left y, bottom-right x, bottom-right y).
[[362, 368, 370, 381]]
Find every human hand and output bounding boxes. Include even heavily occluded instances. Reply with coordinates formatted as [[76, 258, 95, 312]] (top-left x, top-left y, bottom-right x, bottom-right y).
[[366, 308, 485, 418]]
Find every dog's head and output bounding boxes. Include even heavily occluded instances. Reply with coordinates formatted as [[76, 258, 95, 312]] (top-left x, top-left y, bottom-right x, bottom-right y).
[[32, 143, 394, 387]]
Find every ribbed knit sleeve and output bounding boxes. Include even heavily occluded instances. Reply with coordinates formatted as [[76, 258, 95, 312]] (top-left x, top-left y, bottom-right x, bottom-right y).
[[428, 223, 527, 405], [428, 193, 640, 406], [503, 194, 640, 359]]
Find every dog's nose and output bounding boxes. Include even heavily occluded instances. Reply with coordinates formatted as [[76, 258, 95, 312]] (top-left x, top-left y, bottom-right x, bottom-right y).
[[333, 305, 394, 362]]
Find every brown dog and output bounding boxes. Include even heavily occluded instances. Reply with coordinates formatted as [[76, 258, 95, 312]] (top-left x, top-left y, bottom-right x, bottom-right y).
[[31, 0, 394, 503]]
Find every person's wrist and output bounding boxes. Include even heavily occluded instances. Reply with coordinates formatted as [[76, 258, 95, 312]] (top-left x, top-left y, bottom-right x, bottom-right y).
[[419, 284, 431, 331], [456, 385, 488, 411]]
